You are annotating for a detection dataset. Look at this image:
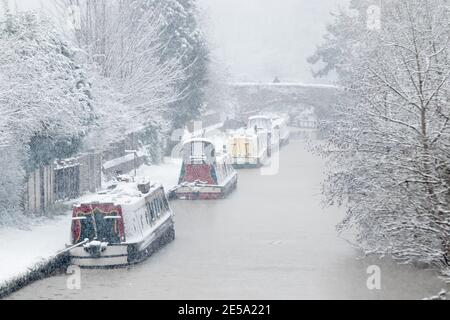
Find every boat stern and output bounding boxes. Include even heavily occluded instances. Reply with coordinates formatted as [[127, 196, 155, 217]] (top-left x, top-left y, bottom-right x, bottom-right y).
[[231, 156, 261, 169], [174, 174, 238, 200], [174, 185, 225, 200], [70, 242, 129, 268]]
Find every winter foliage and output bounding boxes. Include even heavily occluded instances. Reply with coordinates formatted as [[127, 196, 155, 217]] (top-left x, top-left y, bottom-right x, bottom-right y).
[[56, 0, 185, 148], [0, 12, 92, 165], [146, 0, 209, 129], [311, 0, 450, 272], [56, 0, 210, 154], [0, 12, 93, 223]]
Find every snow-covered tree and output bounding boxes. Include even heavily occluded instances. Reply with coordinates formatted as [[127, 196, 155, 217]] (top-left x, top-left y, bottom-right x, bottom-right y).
[[308, 0, 379, 82], [145, 0, 209, 129], [0, 12, 92, 165], [0, 11, 93, 223], [311, 0, 450, 272], [56, 0, 184, 154]]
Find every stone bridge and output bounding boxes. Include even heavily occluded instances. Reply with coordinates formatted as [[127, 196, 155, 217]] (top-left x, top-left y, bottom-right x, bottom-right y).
[[229, 82, 339, 121]]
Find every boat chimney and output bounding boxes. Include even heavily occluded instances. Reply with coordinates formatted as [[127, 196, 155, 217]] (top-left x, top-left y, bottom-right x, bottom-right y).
[[138, 182, 151, 194]]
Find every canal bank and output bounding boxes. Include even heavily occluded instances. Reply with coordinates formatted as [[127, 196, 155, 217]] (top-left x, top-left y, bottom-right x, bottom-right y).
[[6, 140, 448, 300]]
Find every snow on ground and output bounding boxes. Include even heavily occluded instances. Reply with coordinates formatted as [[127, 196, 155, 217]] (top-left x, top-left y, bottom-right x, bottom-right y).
[[0, 160, 181, 287], [0, 214, 72, 286], [136, 157, 182, 191]]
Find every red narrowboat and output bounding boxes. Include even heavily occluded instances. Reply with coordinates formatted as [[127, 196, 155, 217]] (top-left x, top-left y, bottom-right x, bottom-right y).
[[173, 139, 238, 200], [69, 177, 175, 268]]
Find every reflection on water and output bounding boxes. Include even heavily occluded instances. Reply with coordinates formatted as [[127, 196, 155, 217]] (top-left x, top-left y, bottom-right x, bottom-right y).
[[8, 140, 447, 300]]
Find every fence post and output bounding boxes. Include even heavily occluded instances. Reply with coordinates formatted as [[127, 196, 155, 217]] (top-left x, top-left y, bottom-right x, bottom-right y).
[[34, 169, 40, 212]]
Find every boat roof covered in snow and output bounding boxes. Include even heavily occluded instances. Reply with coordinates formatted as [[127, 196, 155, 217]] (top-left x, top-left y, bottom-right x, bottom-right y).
[[182, 138, 215, 146], [229, 128, 259, 139], [74, 177, 163, 208], [248, 115, 271, 121]]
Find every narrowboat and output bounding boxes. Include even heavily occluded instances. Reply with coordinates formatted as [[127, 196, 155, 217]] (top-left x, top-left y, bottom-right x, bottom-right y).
[[248, 115, 273, 133], [271, 115, 290, 146], [173, 139, 238, 200], [247, 115, 290, 149], [247, 115, 274, 157], [68, 176, 175, 268], [227, 129, 269, 169]]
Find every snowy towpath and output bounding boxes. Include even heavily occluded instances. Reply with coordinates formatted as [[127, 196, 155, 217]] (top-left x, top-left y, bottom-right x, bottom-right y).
[[0, 159, 181, 288], [0, 215, 72, 286]]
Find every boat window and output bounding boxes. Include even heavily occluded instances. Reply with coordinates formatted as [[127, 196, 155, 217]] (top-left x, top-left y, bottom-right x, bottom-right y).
[[162, 196, 169, 211], [160, 197, 166, 213], [154, 199, 161, 217], [157, 198, 163, 216], [145, 203, 151, 223], [147, 202, 152, 222], [150, 201, 157, 221], [150, 200, 155, 219], [155, 200, 159, 219]]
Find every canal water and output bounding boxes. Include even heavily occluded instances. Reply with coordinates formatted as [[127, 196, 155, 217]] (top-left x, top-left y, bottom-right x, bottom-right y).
[[8, 140, 447, 300]]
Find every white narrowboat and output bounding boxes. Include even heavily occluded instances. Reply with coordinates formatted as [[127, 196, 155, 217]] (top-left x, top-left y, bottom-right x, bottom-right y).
[[271, 115, 290, 146], [173, 139, 238, 200], [69, 176, 175, 268], [248, 115, 273, 133], [247, 115, 290, 151], [247, 115, 275, 157]]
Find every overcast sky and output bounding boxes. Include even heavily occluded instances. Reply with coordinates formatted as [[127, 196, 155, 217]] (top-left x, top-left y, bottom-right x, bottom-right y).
[[4, 0, 346, 83], [198, 0, 347, 83]]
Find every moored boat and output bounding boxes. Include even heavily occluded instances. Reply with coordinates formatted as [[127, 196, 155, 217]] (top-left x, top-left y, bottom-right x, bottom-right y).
[[227, 129, 269, 169], [247, 115, 274, 156], [247, 114, 290, 150], [68, 176, 175, 268], [271, 115, 290, 146], [173, 139, 238, 200]]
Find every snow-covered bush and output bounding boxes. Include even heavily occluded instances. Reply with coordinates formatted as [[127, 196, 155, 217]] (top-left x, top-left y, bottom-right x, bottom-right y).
[[310, 0, 450, 271], [0, 145, 26, 225]]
